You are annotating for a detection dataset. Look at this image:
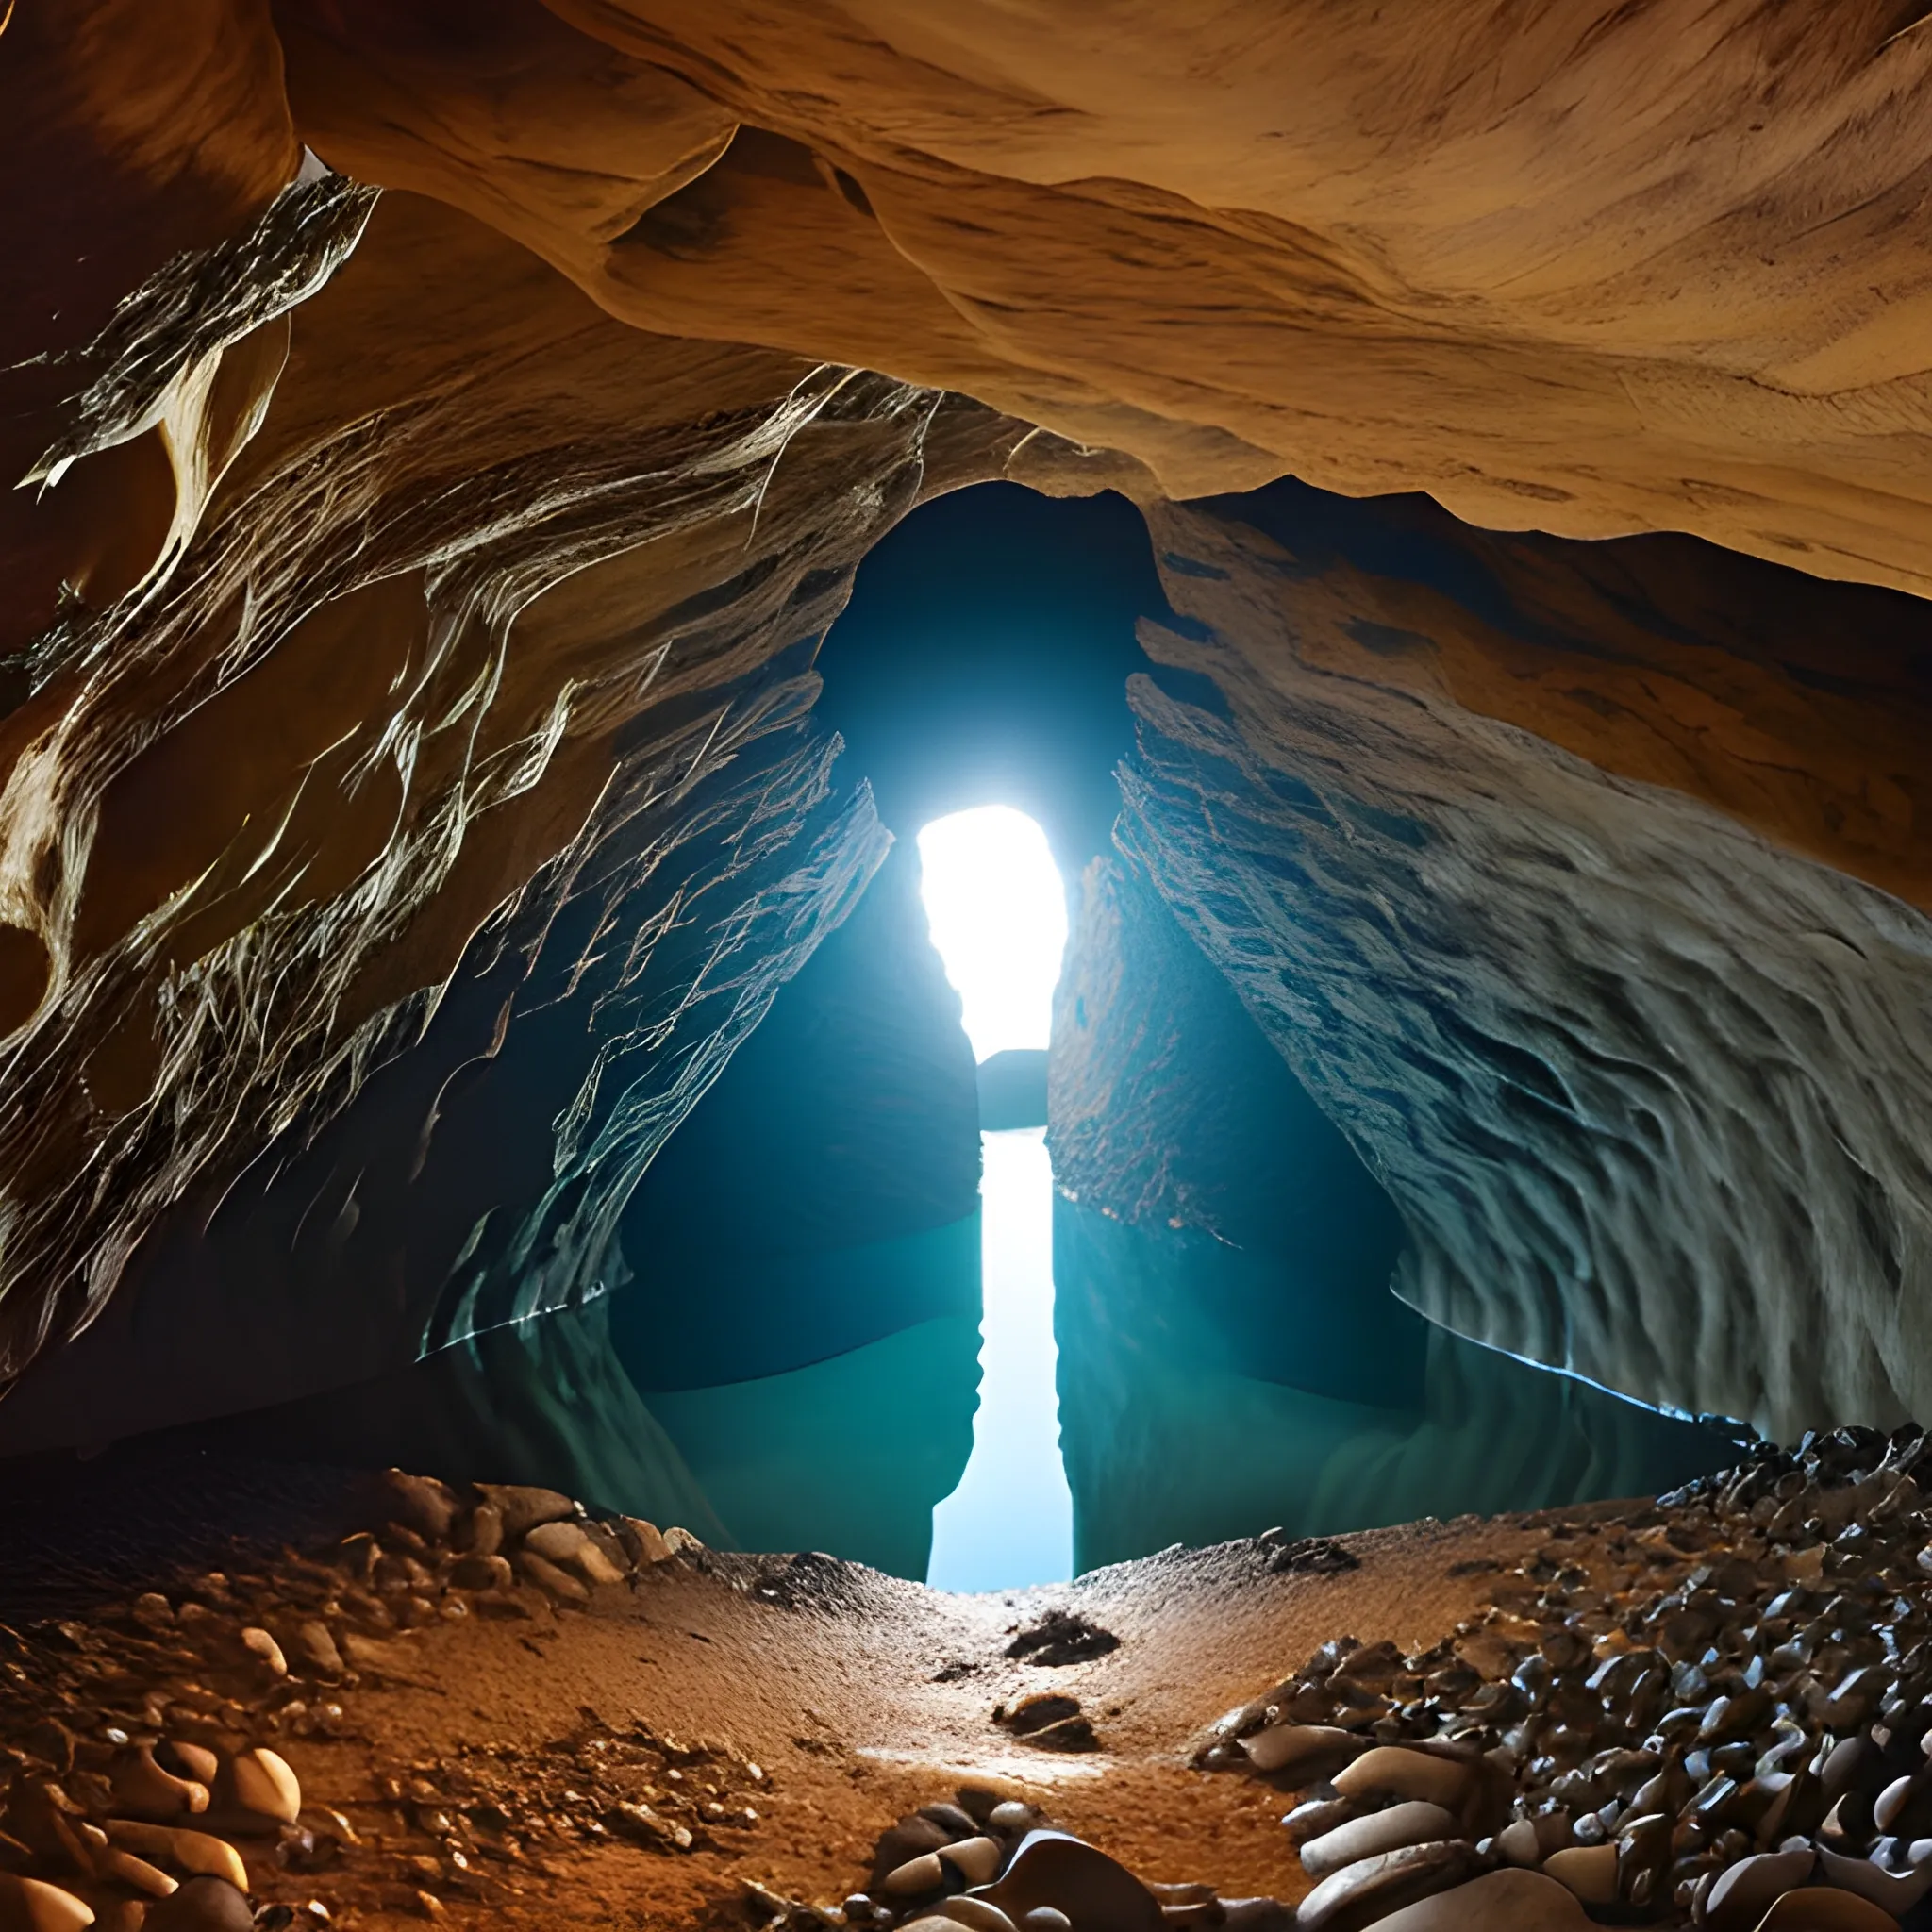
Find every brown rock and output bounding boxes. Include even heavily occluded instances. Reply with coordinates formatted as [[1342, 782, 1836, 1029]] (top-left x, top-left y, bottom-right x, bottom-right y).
[[983, 1832, 1162, 1931], [515, 1548, 591, 1604], [1243, 1725, 1368, 1782], [1753, 1890, 1903, 1931], [474, 1483, 575, 1541], [1294, 1841, 1479, 1931], [1369, 1868, 1590, 1929], [227, 1750, 300, 1825], [523, 1520, 626, 1586], [291, 1621, 343, 1676], [1330, 1748, 1471, 1811], [1301, 1803, 1460, 1880], [0, 1875, 95, 1932], [1541, 1845, 1618, 1907], [141, 1877, 254, 1932], [110, 1749, 209, 1822], [380, 1469, 459, 1543]]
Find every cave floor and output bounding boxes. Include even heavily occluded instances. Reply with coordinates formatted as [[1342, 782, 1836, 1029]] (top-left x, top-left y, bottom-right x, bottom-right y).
[[0, 1479, 1576, 1929]]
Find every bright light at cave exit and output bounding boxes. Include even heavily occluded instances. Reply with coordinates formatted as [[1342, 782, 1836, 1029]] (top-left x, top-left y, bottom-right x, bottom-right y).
[[917, 807, 1074, 1591]]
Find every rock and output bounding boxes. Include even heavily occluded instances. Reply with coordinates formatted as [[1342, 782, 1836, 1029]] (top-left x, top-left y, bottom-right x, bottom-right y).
[[465, 1501, 504, 1557], [1004, 1612, 1121, 1666], [515, 1549, 591, 1604], [580, 1519, 635, 1578], [0, 1876, 94, 1932], [1285, 1798, 1358, 1844], [1331, 1749, 1471, 1811], [163, 1746, 217, 1789], [662, 1526, 707, 1557], [921, 1903, 1020, 1932], [1753, 1890, 1903, 1930], [239, 1626, 287, 1675], [874, 1818, 951, 1880], [228, 1749, 300, 1825], [1541, 1844, 1618, 1906], [1244, 1726, 1367, 1782], [1708, 1850, 1822, 1932], [452, 1553, 514, 1591], [1817, 1844, 1932, 1913], [96, 1847, 175, 1897], [882, 1852, 946, 1897], [287, 1619, 343, 1676], [1302, 1803, 1461, 1879], [617, 1517, 674, 1566], [1294, 1841, 1478, 1929], [1368, 1868, 1591, 1929], [474, 1483, 575, 1541], [1495, 1821, 1542, 1868], [919, 1804, 982, 1840], [989, 1803, 1042, 1835], [523, 1520, 625, 1586], [110, 1747, 209, 1820], [380, 1470, 459, 1542], [103, 1824, 247, 1890], [141, 1877, 254, 1932], [940, 1835, 1004, 1885], [983, 1831, 1163, 1931], [1018, 1915, 1073, 1932]]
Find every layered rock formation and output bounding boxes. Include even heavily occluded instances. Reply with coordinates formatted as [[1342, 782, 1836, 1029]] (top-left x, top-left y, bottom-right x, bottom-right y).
[[8, 1, 1932, 1466]]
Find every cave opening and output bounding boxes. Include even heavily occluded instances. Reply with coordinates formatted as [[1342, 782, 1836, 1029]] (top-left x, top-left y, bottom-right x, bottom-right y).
[[916, 805, 1074, 1591]]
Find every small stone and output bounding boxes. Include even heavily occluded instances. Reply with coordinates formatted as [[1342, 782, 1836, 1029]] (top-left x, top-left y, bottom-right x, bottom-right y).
[[104, 1823, 248, 1890], [882, 1852, 946, 1897], [929, 1902, 1020, 1932], [1367, 1868, 1591, 1929], [1331, 1748, 1471, 1811], [111, 1746, 210, 1820], [515, 1549, 590, 1604], [1291, 1840, 1477, 1929], [918, 1804, 981, 1840], [96, 1848, 175, 1898], [142, 1878, 254, 1932], [983, 1832, 1162, 1931], [523, 1521, 625, 1586], [230, 1749, 301, 1825], [1243, 1724, 1367, 1782], [452, 1553, 514, 1591], [1541, 1844, 1618, 1906], [939, 1835, 1004, 1886], [0, 1878, 93, 1932], [662, 1526, 707, 1557], [617, 1517, 674, 1566], [240, 1627, 287, 1676], [1495, 1821, 1542, 1868], [167, 1745, 219, 1788], [1301, 1803, 1460, 1879], [1018, 1915, 1071, 1932], [988, 1803, 1041, 1835], [291, 1622, 343, 1677], [465, 1502, 504, 1557], [474, 1483, 575, 1541], [1706, 1849, 1820, 1932], [379, 1470, 459, 1542]]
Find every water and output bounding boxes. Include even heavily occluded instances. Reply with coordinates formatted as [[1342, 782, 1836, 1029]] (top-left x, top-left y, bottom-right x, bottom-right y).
[[926, 1127, 1074, 1591]]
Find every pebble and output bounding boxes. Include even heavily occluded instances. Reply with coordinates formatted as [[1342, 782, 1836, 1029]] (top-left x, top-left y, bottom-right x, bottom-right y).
[[914, 1902, 1019, 1931], [982, 1832, 1163, 1931], [474, 1483, 575, 1541], [1330, 1748, 1471, 1811], [1293, 1840, 1478, 1930], [1707, 1849, 1821, 1932], [882, 1852, 946, 1897], [918, 1803, 981, 1839], [110, 1746, 209, 1820], [1753, 1890, 1902, 1931], [515, 1549, 590, 1604], [988, 1802, 1041, 1834], [1367, 1868, 1590, 1929], [1018, 1915, 1072, 1932], [103, 1823, 248, 1890], [141, 1877, 254, 1932], [1300, 1802, 1460, 1879], [239, 1627, 287, 1676], [940, 1835, 1004, 1885], [291, 1621, 344, 1676], [1243, 1725, 1365, 1781], [96, 1847, 176, 1897], [1540, 1843, 1617, 1906], [523, 1520, 626, 1587], [0, 1876, 95, 1932], [380, 1470, 460, 1542], [229, 1748, 301, 1824], [619, 1517, 674, 1566], [465, 1502, 504, 1557]]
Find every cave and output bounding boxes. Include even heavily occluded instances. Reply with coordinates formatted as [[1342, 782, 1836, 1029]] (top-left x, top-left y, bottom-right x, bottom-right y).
[[8, 8, 1932, 1931]]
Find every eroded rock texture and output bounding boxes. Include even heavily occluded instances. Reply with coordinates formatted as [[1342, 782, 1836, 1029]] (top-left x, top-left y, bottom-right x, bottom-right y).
[[1116, 488, 1932, 1441]]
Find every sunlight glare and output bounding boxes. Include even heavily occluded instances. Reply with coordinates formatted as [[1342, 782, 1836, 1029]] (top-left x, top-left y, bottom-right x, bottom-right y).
[[916, 806, 1067, 1062]]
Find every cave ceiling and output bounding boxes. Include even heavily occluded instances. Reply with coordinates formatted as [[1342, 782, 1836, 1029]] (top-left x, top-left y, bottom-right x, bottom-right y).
[[4, 0, 1932, 1439]]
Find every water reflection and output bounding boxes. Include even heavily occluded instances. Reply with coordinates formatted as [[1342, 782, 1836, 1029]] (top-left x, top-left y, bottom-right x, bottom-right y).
[[927, 1128, 1074, 1591]]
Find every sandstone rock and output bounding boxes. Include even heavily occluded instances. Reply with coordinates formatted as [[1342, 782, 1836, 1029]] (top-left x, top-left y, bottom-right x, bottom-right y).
[[103, 1823, 247, 1890], [983, 1832, 1163, 1931], [939, 1835, 1003, 1885], [662, 1526, 707, 1557], [1301, 1803, 1460, 1880], [989, 1803, 1042, 1835], [516, 1549, 591, 1604], [96, 1847, 175, 1897], [1244, 1725, 1365, 1782], [239, 1626, 286, 1676], [882, 1852, 946, 1897], [291, 1621, 343, 1676], [1753, 1890, 1902, 1931], [1708, 1850, 1823, 1932], [1293, 1841, 1478, 1929], [165, 1747, 218, 1789], [1018, 1915, 1072, 1932], [0, 1875, 94, 1932], [523, 1520, 626, 1586], [110, 1748, 209, 1820], [873, 1817, 951, 1879], [920, 1803, 981, 1839], [452, 1553, 514, 1591], [1285, 1798, 1358, 1844], [1331, 1748, 1471, 1811], [617, 1517, 673, 1566], [228, 1749, 300, 1825], [1541, 1844, 1617, 1906], [141, 1877, 254, 1932], [474, 1484, 575, 1541], [1368, 1868, 1590, 1930], [465, 1502, 504, 1557], [380, 1470, 459, 1542], [917, 1902, 1019, 1932]]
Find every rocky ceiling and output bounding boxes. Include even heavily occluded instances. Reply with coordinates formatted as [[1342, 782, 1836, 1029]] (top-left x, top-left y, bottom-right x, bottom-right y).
[[4, 0, 1932, 1443]]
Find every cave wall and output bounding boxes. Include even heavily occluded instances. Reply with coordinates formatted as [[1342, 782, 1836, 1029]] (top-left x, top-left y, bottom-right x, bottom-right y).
[[8, 1, 1932, 1459], [1115, 486, 1932, 1441]]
